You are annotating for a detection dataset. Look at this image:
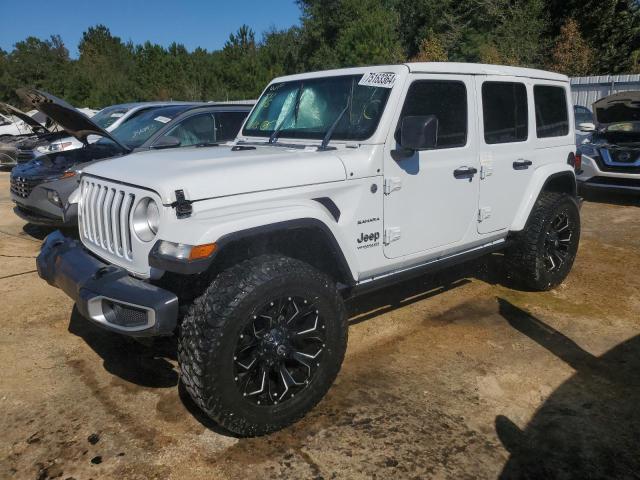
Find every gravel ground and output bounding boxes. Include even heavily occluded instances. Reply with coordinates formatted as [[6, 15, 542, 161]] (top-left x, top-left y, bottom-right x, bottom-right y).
[[0, 170, 638, 480]]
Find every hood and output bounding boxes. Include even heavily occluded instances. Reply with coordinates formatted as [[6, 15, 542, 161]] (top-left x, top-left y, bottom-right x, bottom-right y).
[[11, 153, 76, 180], [84, 144, 347, 204], [16, 88, 130, 154], [593, 91, 640, 125], [0, 102, 49, 133]]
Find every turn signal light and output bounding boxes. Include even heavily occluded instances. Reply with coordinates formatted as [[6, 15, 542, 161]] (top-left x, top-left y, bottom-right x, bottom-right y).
[[189, 243, 217, 260]]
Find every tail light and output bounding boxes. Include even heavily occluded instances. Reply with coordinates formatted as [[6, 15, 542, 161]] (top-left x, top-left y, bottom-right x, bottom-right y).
[[568, 152, 582, 172], [574, 153, 582, 171]]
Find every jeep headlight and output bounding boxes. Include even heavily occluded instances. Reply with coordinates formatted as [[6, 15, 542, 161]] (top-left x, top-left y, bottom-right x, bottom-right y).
[[132, 197, 160, 242]]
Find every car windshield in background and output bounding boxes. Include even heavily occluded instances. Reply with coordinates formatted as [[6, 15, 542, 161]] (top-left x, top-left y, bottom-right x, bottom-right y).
[[242, 74, 393, 141], [92, 106, 132, 129], [111, 105, 191, 149]]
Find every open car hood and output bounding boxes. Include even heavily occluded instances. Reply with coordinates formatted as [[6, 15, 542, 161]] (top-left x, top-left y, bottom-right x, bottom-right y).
[[593, 91, 640, 125], [0, 102, 49, 133], [16, 88, 130, 154]]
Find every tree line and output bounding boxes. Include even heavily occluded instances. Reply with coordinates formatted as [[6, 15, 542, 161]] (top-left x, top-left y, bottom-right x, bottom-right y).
[[1, 0, 639, 109]]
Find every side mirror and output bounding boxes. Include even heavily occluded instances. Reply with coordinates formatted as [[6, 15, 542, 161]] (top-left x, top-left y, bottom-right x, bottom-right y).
[[400, 115, 438, 151], [152, 135, 181, 149], [578, 122, 596, 132]]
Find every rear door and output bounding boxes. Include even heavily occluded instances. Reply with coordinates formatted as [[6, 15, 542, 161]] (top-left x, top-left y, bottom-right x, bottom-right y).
[[383, 74, 479, 259], [475, 77, 534, 234]]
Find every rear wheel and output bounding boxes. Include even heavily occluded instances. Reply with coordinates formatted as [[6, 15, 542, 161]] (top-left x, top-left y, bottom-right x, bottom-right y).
[[178, 255, 347, 436], [506, 192, 580, 291]]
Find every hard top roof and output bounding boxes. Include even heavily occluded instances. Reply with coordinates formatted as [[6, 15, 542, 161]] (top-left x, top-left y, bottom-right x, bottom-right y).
[[270, 62, 568, 84]]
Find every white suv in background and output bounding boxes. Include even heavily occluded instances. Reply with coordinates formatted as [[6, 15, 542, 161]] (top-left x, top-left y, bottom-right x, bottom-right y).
[[38, 63, 580, 436]]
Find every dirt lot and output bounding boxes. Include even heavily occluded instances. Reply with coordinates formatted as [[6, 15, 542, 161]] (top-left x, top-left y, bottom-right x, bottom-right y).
[[0, 171, 638, 480]]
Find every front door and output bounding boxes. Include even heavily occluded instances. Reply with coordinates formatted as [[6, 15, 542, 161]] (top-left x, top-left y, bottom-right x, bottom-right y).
[[383, 74, 479, 259]]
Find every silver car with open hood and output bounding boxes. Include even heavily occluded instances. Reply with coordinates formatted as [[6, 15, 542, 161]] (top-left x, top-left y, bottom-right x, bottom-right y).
[[577, 91, 640, 193]]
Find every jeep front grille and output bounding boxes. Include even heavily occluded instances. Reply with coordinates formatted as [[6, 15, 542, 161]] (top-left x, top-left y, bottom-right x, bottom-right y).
[[79, 178, 136, 261]]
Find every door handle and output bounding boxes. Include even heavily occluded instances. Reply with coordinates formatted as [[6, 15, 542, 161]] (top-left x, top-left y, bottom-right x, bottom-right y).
[[453, 166, 478, 179], [513, 159, 533, 170]]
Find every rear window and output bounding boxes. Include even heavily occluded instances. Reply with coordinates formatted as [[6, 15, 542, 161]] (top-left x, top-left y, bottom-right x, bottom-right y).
[[534, 86, 569, 138], [482, 82, 528, 144]]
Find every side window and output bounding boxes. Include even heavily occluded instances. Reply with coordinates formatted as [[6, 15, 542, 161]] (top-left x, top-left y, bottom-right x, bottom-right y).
[[534, 85, 569, 138], [162, 114, 216, 147], [482, 82, 528, 144], [214, 111, 247, 141], [396, 80, 467, 149]]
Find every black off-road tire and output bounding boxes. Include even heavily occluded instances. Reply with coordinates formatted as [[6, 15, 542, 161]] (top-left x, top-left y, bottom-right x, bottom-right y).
[[178, 254, 347, 436], [506, 192, 580, 291]]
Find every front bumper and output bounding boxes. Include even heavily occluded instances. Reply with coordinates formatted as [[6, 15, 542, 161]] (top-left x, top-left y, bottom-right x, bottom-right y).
[[13, 203, 77, 227], [11, 175, 80, 226], [577, 154, 640, 192], [37, 231, 179, 337]]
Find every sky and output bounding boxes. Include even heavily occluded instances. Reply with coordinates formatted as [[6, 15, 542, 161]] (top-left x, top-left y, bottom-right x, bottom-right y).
[[0, 0, 301, 55]]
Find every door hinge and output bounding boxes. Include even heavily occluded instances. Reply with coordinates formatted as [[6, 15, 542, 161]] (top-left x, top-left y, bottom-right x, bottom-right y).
[[383, 177, 402, 195], [384, 227, 401, 245], [170, 189, 193, 219], [478, 207, 492, 222], [480, 163, 493, 180]]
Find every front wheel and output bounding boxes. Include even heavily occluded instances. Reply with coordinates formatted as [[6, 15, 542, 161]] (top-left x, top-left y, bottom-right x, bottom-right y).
[[178, 255, 347, 436], [506, 192, 581, 291]]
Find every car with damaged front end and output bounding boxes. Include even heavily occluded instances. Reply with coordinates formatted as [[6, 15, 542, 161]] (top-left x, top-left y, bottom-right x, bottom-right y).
[[11, 89, 252, 227], [577, 91, 640, 193]]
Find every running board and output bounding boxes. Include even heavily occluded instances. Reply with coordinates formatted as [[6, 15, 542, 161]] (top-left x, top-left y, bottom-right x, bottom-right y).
[[344, 239, 507, 299]]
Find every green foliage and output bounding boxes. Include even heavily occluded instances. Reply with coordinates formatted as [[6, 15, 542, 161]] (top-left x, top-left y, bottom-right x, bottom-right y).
[[1, 1, 639, 109]]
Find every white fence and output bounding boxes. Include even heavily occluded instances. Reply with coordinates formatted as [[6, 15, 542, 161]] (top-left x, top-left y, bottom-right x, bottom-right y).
[[571, 74, 640, 108]]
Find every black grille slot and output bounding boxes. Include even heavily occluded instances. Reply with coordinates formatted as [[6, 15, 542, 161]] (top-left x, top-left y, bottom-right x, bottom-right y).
[[10, 176, 39, 198]]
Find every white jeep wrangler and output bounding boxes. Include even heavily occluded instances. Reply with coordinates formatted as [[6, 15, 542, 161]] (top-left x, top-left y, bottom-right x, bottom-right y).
[[37, 63, 580, 436]]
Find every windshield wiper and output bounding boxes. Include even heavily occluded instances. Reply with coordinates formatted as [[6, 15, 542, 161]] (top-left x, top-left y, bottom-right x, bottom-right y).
[[318, 79, 355, 151], [269, 84, 303, 145], [318, 104, 349, 151]]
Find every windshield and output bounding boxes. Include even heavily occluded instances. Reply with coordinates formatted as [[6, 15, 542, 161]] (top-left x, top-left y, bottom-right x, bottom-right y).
[[242, 74, 393, 141], [92, 106, 132, 129], [110, 105, 190, 149], [574, 107, 593, 125]]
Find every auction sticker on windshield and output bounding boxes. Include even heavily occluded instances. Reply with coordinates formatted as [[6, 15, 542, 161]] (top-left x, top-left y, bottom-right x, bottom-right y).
[[154, 116, 171, 124], [358, 72, 396, 88]]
